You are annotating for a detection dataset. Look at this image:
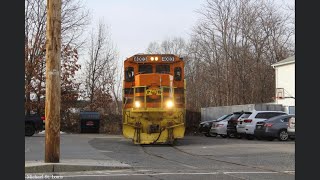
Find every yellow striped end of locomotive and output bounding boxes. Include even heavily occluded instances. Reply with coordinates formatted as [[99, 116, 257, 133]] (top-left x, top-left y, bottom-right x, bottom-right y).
[[122, 54, 186, 144]]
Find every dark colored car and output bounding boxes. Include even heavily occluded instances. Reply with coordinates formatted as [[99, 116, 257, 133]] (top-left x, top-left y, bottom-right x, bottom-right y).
[[226, 111, 250, 138], [25, 114, 44, 136], [198, 114, 232, 137], [254, 114, 295, 141]]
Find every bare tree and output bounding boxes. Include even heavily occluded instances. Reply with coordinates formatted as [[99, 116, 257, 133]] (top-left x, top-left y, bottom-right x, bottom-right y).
[[25, 0, 90, 114], [83, 21, 119, 113], [146, 41, 161, 54], [161, 37, 187, 57], [185, 0, 294, 111], [145, 37, 188, 57]]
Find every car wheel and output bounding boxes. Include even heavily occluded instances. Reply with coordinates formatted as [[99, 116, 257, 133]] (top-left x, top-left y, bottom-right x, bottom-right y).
[[278, 129, 289, 141], [25, 123, 35, 136], [227, 132, 235, 138], [204, 133, 211, 137], [220, 134, 227, 138]]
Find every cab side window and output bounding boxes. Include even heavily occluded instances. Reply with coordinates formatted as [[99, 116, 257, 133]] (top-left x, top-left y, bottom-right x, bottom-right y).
[[125, 67, 134, 82], [174, 67, 182, 81]]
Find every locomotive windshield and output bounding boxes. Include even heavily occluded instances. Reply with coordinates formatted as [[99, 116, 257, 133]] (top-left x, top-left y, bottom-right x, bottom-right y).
[[156, 64, 170, 74], [138, 64, 153, 74]]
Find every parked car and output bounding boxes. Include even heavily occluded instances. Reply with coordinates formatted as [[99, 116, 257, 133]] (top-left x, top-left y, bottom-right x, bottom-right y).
[[226, 111, 250, 138], [287, 116, 295, 139], [25, 113, 44, 136], [237, 111, 287, 140], [41, 115, 45, 129], [198, 114, 232, 137], [254, 114, 295, 141], [209, 114, 233, 137], [210, 119, 231, 138]]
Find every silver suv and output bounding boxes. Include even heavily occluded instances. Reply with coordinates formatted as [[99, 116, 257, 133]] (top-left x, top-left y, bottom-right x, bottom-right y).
[[236, 110, 287, 139]]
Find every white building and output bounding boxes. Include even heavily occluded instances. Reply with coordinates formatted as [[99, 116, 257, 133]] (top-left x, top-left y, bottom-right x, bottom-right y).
[[271, 56, 295, 114]]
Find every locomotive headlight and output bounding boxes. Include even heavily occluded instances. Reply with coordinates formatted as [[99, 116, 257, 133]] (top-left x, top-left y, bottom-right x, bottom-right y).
[[150, 57, 158, 61], [134, 101, 141, 108], [166, 100, 174, 108]]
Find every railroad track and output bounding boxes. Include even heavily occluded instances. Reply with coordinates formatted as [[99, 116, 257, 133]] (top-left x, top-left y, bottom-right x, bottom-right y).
[[140, 145, 199, 169], [140, 144, 294, 176], [169, 145, 294, 175]]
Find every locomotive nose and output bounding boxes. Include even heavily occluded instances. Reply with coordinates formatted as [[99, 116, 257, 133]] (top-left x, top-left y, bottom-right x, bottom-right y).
[[135, 73, 172, 87]]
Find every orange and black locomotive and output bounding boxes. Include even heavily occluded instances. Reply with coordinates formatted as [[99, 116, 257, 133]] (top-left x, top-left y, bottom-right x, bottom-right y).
[[122, 54, 186, 144]]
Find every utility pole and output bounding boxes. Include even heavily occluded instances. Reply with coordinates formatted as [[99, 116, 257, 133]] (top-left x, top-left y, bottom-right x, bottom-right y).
[[45, 0, 62, 163]]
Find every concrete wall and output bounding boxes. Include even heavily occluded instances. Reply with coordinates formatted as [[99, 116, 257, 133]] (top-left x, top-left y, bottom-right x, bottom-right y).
[[283, 106, 295, 115], [201, 104, 284, 122]]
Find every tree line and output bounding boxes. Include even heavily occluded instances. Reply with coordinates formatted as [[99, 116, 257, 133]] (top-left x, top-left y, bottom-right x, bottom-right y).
[[146, 0, 294, 112], [25, 0, 120, 120], [25, 0, 295, 122]]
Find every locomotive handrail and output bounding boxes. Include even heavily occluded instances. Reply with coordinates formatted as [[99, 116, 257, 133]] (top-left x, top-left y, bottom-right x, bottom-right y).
[[133, 86, 147, 109], [131, 86, 176, 110], [122, 122, 140, 128], [130, 108, 181, 112]]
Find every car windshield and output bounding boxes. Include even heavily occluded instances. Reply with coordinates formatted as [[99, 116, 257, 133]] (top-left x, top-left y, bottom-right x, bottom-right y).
[[201, 120, 213, 124], [217, 114, 231, 121], [229, 113, 241, 120], [266, 114, 292, 122], [239, 112, 252, 119]]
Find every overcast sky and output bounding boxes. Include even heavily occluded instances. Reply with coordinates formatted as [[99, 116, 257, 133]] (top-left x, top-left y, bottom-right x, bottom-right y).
[[81, 0, 205, 61], [80, 0, 294, 64]]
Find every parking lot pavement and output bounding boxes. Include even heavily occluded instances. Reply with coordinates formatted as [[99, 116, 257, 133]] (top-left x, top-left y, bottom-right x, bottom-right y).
[[25, 133, 131, 173], [25, 134, 294, 179], [26, 170, 295, 180], [172, 136, 295, 173]]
